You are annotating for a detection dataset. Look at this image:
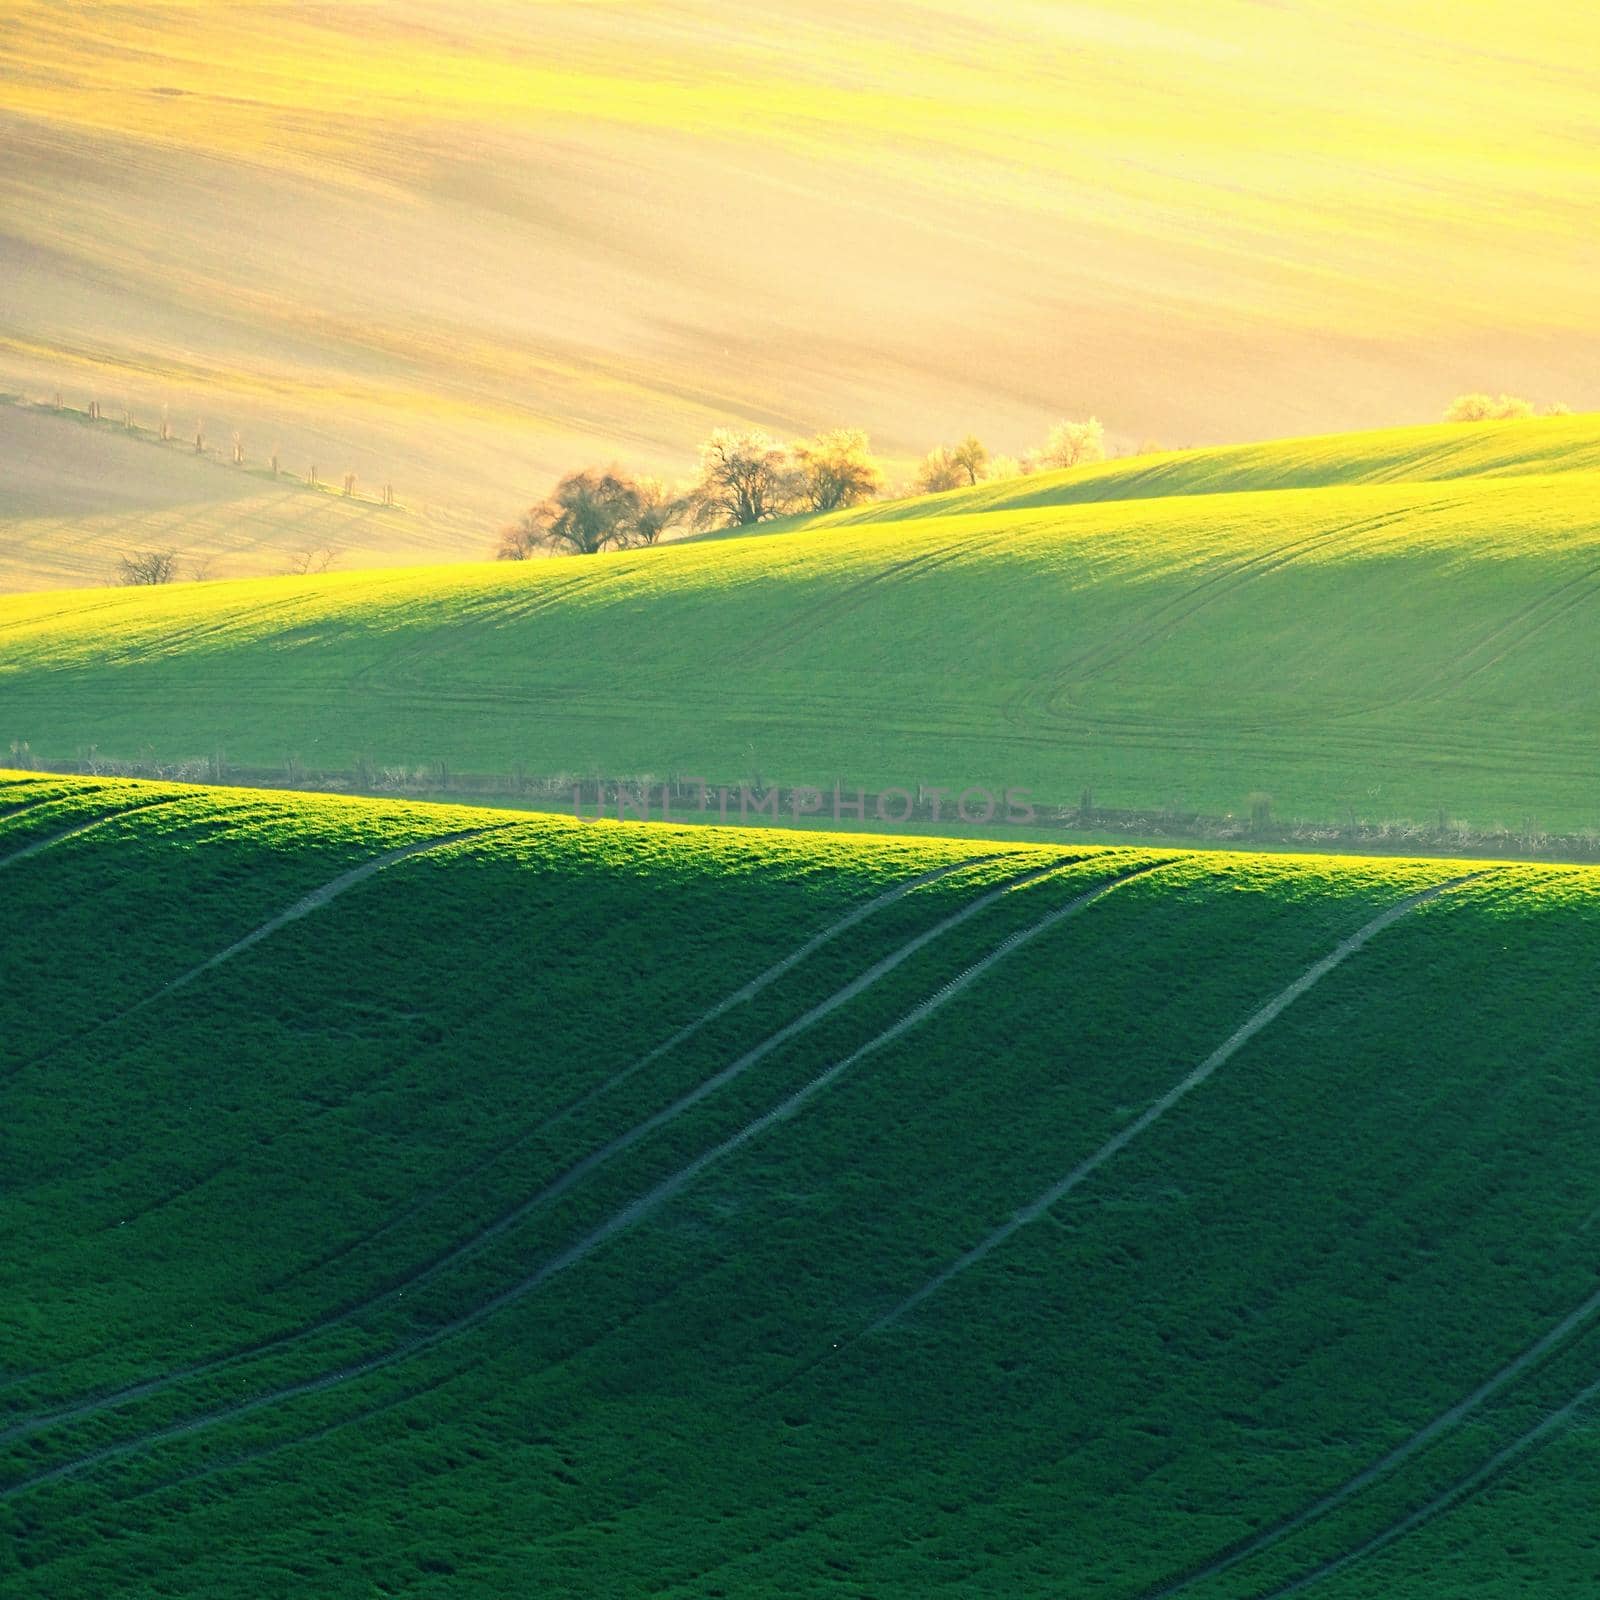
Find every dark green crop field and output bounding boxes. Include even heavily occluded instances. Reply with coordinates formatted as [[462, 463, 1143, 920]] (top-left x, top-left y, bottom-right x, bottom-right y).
[[4, 772, 1600, 1596]]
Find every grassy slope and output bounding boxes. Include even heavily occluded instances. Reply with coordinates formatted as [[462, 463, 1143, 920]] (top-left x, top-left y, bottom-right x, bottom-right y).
[[0, 403, 482, 589], [3, 415, 1599, 832], [2, 774, 1599, 1597]]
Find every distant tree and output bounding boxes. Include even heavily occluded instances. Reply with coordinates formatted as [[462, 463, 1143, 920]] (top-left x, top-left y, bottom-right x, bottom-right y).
[[626, 476, 689, 546], [914, 445, 966, 494], [116, 549, 179, 586], [690, 429, 794, 528], [503, 469, 644, 557], [1035, 416, 1107, 469], [496, 519, 541, 560], [792, 428, 883, 512], [286, 546, 336, 576], [985, 453, 1022, 481], [950, 434, 990, 485], [1544, 401, 1573, 416], [1442, 392, 1535, 421]]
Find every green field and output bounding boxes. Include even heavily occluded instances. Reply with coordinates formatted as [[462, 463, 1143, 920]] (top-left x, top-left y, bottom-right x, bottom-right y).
[[5, 771, 1600, 1596], [3, 414, 1599, 835]]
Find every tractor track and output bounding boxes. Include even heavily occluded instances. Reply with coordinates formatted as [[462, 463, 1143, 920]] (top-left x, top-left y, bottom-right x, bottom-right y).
[[0, 855, 1171, 1500], [0, 852, 1076, 1453], [867, 870, 1488, 1335], [270, 851, 1011, 1292]]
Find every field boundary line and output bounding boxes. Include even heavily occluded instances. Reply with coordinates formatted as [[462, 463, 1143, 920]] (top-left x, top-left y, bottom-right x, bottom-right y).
[[0, 857, 1172, 1499], [868, 870, 1487, 1334], [0, 850, 1062, 1445]]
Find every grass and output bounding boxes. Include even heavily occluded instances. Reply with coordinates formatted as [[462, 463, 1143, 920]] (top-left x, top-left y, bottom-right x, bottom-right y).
[[4, 414, 1600, 835], [4, 772, 1600, 1596]]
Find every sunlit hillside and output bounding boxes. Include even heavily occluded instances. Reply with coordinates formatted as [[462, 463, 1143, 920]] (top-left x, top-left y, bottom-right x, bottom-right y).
[[2, 1, 1596, 521], [4, 415, 1599, 836]]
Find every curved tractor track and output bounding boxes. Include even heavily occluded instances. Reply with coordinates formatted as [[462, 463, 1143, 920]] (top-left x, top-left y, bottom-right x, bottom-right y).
[[1, 851, 1080, 1452], [2, 823, 523, 1081], [868, 870, 1487, 1334], [0, 856, 1173, 1500], [271, 851, 1010, 1292]]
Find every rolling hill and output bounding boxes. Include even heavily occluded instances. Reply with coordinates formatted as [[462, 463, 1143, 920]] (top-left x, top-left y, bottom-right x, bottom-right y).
[[7, 2, 1595, 513], [0, 400, 484, 589], [3, 772, 1600, 1596], [3, 415, 1599, 837]]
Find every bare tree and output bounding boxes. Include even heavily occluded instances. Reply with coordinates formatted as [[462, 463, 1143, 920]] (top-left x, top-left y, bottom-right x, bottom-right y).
[[286, 546, 336, 576], [626, 476, 689, 546], [914, 445, 966, 494], [497, 519, 541, 560], [116, 550, 180, 586], [792, 428, 882, 512], [950, 434, 990, 485], [690, 429, 794, 528], [504, 469, 645, 557], [1034, 416, 1106, 469]]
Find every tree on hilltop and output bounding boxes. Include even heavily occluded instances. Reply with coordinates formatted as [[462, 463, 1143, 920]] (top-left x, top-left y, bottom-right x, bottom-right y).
[[950, 434, 990, 485], [116, 549, 180, 585], [500, 469, 644, 558], [792, 428, 883, 512], [629, 476, 689, 546], [689, 428, 795, 528], [914, 445, 967, 494], [1033, 416, 1106, 469]]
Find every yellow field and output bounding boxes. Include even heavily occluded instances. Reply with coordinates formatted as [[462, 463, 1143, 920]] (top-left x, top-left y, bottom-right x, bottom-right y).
[[2, 1, 1595, 517]]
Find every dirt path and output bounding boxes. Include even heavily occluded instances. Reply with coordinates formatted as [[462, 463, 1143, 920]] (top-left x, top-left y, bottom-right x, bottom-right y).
[[0, 856, 1168, 1501], [869, 871, 1486, 1334]]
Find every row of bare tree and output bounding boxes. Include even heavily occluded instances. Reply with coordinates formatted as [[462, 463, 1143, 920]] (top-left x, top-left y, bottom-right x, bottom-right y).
[[115, 546, 337, 586], [497, 417, 1114, 558]]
